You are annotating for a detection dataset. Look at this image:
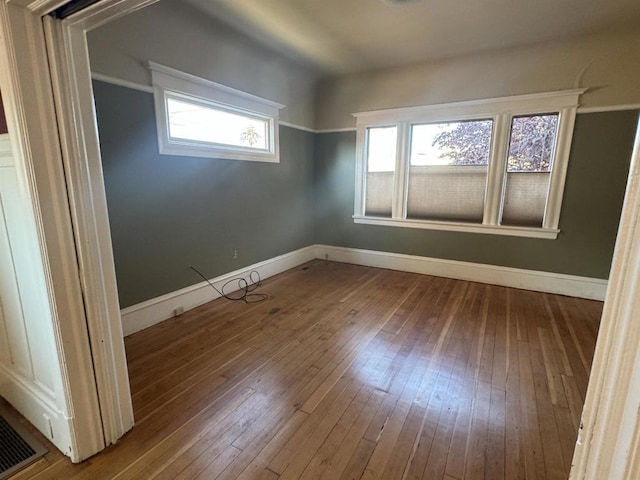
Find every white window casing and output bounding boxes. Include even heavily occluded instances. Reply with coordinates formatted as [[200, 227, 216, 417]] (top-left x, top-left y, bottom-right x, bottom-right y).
[[149, 62, 284, 163], [353, 89, 586, 239]]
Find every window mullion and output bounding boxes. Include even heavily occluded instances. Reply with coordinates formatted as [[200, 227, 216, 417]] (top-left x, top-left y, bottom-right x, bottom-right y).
[[354, 125, 367, 217], [392, 122, 409, 219], [483, 114, 511, 225]]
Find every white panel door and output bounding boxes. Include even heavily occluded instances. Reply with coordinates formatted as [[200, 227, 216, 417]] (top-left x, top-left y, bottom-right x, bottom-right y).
[[0, 164, 33, 379], [0, 136, 60, 405]]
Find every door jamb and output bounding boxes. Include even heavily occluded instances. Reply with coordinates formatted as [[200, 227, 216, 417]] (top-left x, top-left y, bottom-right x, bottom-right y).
[[0, 0, 105, 461]]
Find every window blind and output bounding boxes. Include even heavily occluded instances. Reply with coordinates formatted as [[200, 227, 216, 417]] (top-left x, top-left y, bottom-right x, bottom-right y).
[[407, 166, 487, 222], [501, 172, 550, 227], [365, 172, 394, 217]]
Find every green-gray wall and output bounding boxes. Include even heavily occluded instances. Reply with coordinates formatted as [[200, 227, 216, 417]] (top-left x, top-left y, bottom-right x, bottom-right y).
[[314, 110, 638, 279], [94, 81, 315, 307], [94, 80, 637, 307]]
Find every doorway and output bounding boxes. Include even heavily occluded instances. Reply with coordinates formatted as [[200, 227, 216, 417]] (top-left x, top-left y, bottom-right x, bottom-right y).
[[2, 0, 640, 477]]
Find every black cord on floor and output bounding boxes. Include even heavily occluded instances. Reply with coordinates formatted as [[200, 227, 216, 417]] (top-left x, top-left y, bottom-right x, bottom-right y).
[[189, 265, 268, 303]]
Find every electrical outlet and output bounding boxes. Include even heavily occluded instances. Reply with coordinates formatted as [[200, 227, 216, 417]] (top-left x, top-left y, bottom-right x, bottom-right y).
[[233, 248, 238, 259], [174, 306, 184, 317], [325, 253, 329, 260]]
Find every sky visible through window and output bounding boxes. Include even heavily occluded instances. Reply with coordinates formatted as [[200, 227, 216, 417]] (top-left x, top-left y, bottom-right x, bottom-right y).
[[367, 121, 495, 172], [167, 97, 268, 150], [411, 120, 492, 167], [411, 123, 459, 166], [367, 126, 397, 172]]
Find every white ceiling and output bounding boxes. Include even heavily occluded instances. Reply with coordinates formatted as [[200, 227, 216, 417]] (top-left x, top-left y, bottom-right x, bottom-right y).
[[185, 0, 640, 75]]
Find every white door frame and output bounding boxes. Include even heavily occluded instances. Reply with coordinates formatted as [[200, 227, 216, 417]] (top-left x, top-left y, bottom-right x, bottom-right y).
[[0, 0, 106, 461], [0, 0, 157, 460], [3, 0, 640, 474], [37, 0, 160, 451]]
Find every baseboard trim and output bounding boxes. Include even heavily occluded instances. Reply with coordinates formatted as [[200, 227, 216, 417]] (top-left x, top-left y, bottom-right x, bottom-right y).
[[120, 246, 316, 336], [0, 365, 73, 457], [314, 245, 608, 301], [121, 244, 607, 336]]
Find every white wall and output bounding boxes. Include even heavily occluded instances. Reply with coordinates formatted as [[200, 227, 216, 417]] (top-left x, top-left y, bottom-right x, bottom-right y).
[[0, 135, 73, 454], [316, 30, 640, 129], [87, 0, 320, 129]]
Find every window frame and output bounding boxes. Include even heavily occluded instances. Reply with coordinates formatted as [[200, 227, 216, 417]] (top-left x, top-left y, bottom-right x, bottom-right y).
[[149, 62, 284, 163], [353, 89, 585, 239]]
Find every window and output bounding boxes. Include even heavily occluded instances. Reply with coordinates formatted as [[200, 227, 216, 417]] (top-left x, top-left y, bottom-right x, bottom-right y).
[[149, 62, 283, 162], [353, 90, 584, 238], [407, 120, 492, 222], [502, 114, 558, 227], [365, 126, 397, 217]]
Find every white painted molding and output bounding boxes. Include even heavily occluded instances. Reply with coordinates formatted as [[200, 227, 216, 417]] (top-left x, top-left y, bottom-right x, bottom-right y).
[[353, 89, 586, 125], [353, 215, 560, 239], [123, 244, 607, 338], [121, 246, 316, 336], [86, 71, 640, 142], [91, 71, 153, 93], [314, 244, 608, 301], [44, 18, 134, 450], [577, 104, 640, 114], [63, 0, 161, 32], [11, 0, 67, 17], [352, 91, 581, 237], [0, 1, 105, 462], [90, 71, 320, 134], [149, 62, 282, 163], [315, 127, 358, 134], [148, 61, 284, 109], [279, 121, 315, 133], [0, 364, 73, 456], [543, 105, 579, 229], [87, 72, 639, 134], [0, 134, 11, 166]]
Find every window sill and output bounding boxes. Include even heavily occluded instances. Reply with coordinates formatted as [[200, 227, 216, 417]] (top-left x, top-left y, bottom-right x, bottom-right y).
[[353, 215, 560, 239], [159, 142, 279, 163]]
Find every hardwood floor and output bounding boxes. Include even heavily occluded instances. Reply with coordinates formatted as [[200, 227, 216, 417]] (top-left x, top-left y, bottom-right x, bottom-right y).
[[10, 260, 602, 480]]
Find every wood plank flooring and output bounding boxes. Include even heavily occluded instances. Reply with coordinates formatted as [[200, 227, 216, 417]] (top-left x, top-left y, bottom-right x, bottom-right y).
[[9, 260, 602, 480]]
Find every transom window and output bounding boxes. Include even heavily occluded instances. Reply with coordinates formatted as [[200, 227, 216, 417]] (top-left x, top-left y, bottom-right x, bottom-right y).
[[149, 62, 283, 163], [166, 96, 269, 151], [353, 90, 584, 239]]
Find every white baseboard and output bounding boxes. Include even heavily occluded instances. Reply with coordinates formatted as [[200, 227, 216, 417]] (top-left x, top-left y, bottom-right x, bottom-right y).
[[0, 364, 73, 457], [314, 244, 608, 301], [121, 244, 607, 337], [120, 246, 316, 336]]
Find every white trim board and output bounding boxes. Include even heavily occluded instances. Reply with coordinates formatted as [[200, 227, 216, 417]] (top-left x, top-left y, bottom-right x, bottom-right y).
[[578, 103, 640, 114], [91, 72, 153, 94], [0, 364, 73, 456], [121, 246, 316, 336], [279, 121, 315, 133], [89, 72, 640, 135], [315, 245, 608, 301], [315, 127, 358, 134], [122, 244, 607, 337], [90, 71, 316, 134]]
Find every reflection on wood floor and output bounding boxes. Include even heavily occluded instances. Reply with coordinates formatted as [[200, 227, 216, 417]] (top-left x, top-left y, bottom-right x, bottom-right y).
[[13, 260, 601, 480]]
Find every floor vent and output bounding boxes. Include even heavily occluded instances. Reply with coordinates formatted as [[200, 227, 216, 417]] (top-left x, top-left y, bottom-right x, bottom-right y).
[[0, 408, 47, 480]]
